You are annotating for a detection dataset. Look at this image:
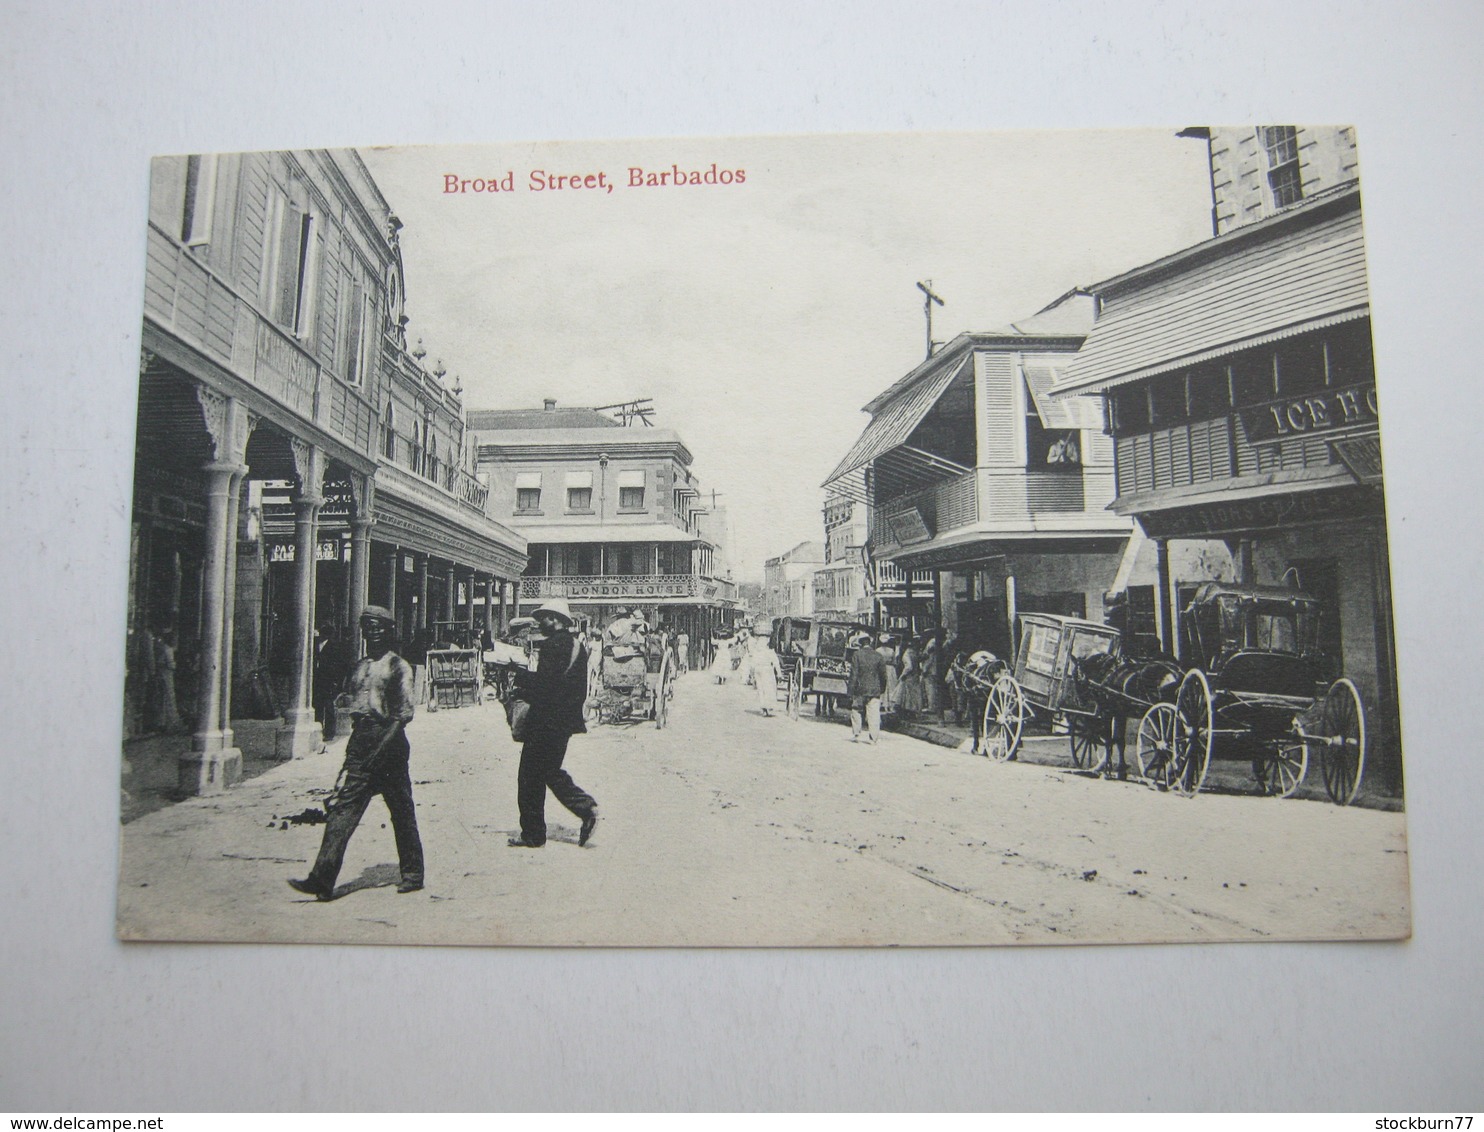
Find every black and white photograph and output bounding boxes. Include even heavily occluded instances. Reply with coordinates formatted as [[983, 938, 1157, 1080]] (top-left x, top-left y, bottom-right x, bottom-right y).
[[116, 129, 1409, 946], [10, 2, 1484, 1113]]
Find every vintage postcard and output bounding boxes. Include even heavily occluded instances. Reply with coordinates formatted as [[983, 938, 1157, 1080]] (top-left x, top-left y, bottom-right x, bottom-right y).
[[118, 129, 1408, 946]]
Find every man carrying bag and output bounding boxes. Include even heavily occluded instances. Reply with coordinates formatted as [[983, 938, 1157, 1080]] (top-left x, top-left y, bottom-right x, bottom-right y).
[[507, 599, 598, 849]]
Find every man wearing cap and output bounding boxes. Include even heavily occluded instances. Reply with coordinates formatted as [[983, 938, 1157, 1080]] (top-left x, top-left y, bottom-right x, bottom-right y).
[[289, 606, 423, 901], [509, 598, 598, 848]]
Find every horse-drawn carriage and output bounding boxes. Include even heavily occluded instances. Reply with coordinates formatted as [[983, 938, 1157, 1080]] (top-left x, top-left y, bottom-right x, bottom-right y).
[[962, 584, 1369, 805], [1137, 582, 1367, 804], [592, 627, 674, 728], [956, 614, 1126, 764], [770, 616, 874, 718]]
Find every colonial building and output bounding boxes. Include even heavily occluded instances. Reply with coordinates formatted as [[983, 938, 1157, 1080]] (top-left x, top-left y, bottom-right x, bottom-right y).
[[813, 495, 868, 620], [763, 541, 827, 621], [469, 401, 739, 642], [132, 148, 526, 793], [1052, 132, 1399, 789], [824, 292, 1198, 659]]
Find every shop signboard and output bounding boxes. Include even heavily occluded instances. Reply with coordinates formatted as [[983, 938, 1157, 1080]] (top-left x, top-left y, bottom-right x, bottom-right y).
[[1238, 381, 1379, 444]]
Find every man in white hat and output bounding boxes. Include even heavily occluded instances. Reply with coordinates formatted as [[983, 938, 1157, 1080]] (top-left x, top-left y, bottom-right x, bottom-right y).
[[508, 598, 599, 848]]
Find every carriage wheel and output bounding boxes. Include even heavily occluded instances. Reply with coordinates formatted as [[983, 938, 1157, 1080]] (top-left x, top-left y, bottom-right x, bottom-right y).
[[786, 667, 801, 720], [1262, 733, 1310, 799], [1317, 677, 1366, 806], [1171, 670, 1214, 797], [1068, 715, 1108, 774], [1135, 702, 1177, 789], [981, 674, 1025, 762], [654, 652, 671, 729]]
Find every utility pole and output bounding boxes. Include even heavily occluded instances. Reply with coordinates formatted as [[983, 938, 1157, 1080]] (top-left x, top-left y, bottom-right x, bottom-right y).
[[917, 280, 945, 359]]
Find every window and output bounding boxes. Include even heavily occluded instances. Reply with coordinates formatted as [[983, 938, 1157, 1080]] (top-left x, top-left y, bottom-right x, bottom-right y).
[[381, 401, 396, 460], [338, 274, 374, 386], [181, 155, 217, 246], [608, 543, 649, 575], [1259, 126, 1303, 209], [1187, 366, 1230, 422], [1022, 366, 1082, 469], [1276, 337, 1327, 397], [515, 471, 542, 512], [1148, 380, 1186, 429], [1231, 351, 1277, 408], [617, 469, 647, 509], [565, 470, 594, 512], [408, 420, 424, 475], [264, 183, 317, 336], [426, 435, 440, 485], [1326, 322, 1375, 388], [1109, 384, 1150, 438]]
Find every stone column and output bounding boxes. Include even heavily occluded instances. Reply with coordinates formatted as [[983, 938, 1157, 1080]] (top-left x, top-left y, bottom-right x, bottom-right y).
[[1155, 538, 1175, 657], [276, 441, 324, 759], [444, 565, 456, 639], [181, 459, 247, 795], [348, 476, 374, 638], [348, 516, 372, 649], [416, 554, 430, 631], [216, 465, 248, 753], [466, 569, 478, 635], [384, 546, 399, 617], [484, 576, 496, 637]]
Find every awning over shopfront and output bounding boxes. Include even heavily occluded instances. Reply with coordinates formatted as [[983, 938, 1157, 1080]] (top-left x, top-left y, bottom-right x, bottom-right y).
[[1055, 190, 1370, 396], [823, 354, 973, 503], [519, 522, 709, 545]]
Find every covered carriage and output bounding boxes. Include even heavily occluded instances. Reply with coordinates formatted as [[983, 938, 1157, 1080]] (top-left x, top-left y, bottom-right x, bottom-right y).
[[1140, 582, 1367, 803], [967, 613, 1123, 764]]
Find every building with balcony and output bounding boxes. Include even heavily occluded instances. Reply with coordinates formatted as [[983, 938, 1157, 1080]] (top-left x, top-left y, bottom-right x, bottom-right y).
[[1052, 157, 1400, 790], [132, 148, 526, 791], [823, 291, 1195, 660], [468, 400, 739, 644]]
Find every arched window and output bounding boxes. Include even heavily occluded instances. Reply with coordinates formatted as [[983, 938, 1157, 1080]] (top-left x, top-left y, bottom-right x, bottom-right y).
[[409, 416, 424, 475], [382, 400, 396, 460], [426, 433, 440, 485]]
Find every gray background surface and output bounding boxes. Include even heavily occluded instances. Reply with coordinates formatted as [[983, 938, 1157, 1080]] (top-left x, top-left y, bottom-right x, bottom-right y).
[[2, 0, 1480, 1111]]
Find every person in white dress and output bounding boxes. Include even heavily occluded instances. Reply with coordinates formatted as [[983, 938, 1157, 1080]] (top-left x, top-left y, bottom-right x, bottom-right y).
[[749, 636, 783, 716]]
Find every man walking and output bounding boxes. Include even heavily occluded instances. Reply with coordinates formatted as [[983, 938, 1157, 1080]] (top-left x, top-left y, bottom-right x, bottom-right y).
[[509, 598, 598, 849], [289, 606, 423, 901], [847, 630, 889, 744]]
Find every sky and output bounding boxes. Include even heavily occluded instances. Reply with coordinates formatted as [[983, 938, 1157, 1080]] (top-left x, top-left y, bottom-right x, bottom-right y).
[[362, 130, 1214, 581]]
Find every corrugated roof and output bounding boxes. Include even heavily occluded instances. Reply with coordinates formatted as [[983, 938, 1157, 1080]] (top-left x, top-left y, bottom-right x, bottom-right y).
[[823, 355, 971, 488], [466, 406, 621, 430], [1056, 195, 1370, 395]]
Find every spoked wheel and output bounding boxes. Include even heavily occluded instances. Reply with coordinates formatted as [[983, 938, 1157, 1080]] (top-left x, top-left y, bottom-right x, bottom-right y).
[[1068, 714, 1109, 774], [1315, 677, 1367, 806], [1260, 733, 1309, 799], [981, 674, 1025, 762], [1171, 670, 1214, 797], [1135, 702, 1177, 789]]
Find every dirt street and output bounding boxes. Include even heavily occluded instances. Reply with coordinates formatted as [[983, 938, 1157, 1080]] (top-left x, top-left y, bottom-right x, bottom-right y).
[[117, 671, 1411, 946]]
